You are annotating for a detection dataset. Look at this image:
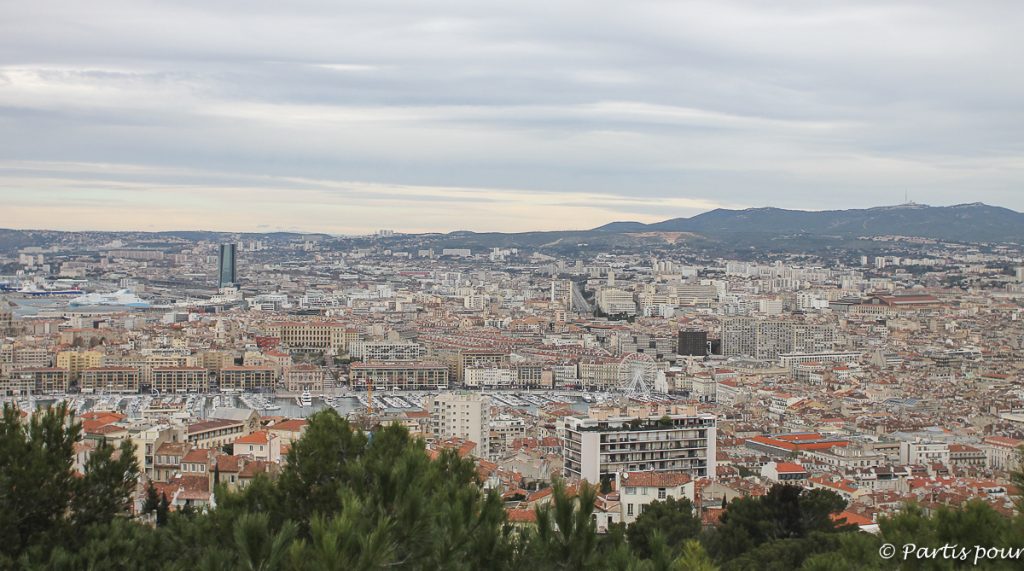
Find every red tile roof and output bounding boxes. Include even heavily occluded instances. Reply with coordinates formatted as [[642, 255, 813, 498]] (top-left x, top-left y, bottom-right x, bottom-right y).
[[775, 462, 808, 474], [506, 509, 538, 523], [833, 511, 873, 526], [270, 419, 307, 432], [621, 471, 692, 488], [235, 431, 271, 445]]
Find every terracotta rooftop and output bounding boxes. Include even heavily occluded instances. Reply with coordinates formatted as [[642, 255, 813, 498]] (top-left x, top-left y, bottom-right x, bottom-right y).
[[235, 431, 271, 445], [270, 419, 308, 432], [621, 471, 692, 488]]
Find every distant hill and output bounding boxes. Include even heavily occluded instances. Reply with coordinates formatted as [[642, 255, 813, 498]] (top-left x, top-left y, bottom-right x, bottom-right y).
[[2, 203, 1020, 257], [593, 202, 1024, 243]]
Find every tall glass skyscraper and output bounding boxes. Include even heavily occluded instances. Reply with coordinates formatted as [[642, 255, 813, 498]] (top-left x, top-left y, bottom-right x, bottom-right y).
[[218, 244, 237, 288]]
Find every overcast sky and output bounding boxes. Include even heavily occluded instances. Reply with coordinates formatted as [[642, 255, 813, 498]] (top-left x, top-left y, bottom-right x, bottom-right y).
[[1, 1, 1022, 234]]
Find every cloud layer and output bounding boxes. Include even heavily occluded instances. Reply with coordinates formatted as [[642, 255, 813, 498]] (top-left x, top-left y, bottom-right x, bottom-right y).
[[1, 1, 1022, 233]]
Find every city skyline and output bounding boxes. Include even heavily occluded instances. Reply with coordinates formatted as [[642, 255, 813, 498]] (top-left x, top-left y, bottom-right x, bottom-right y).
[[2, 1, 1023, 233], [5, 2, 1024, 567]]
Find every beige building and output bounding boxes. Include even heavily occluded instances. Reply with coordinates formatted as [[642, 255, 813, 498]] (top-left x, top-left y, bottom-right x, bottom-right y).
[[351, 362, 449, 390], [283, 365, 325, 392], [219, 366, 277, 392], [57, 350, 104, 380], [152, 367, 209, 393], [578, 359, 620, 390], [430, 393, 490, 454], [234, 430, 282, 462], [80, 366, 141, 393], [266, 321, 359, 353], [188, 419, 246, 450], [983, 436, 1024, 472], [12, 367, 69, 394]]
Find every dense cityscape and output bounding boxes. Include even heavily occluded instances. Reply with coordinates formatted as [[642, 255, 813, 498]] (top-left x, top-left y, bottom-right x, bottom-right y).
[[5, 0, 1024, 567], [4, 210, 1024, 567]]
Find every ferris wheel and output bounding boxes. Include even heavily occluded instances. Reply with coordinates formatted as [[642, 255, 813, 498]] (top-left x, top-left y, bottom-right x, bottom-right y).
[[617, 352, 657, 398]]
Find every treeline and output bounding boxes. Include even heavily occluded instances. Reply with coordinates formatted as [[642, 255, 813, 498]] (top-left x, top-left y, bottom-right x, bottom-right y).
[[3, 404, 1024, 570]]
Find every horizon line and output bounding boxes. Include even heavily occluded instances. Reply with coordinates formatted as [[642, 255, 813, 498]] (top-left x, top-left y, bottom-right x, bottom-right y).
[[0, 200, 1004, 236]]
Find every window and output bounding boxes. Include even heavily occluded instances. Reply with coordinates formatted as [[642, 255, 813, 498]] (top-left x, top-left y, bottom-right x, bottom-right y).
[[625, 487, 636, 495], [658, 488, 666, 500], [627, 504, 633, 516]]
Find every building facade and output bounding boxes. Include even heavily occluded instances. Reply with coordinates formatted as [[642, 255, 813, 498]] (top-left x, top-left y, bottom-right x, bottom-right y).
[[563, 409, 716, 483]]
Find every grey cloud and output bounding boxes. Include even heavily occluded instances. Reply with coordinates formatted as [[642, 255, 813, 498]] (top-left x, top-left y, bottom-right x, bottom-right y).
[[0, 0, 1022, 232]]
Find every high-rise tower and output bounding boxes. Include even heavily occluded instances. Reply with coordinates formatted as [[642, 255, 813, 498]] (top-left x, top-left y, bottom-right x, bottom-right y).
[[218, 244, 237, 288]]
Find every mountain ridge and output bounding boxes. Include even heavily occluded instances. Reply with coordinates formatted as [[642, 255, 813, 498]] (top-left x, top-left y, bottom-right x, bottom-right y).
[[591, 202, 1023, 243]]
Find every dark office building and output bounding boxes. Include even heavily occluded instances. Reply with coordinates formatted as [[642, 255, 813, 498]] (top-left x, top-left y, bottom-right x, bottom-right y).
[[709, 339, 722, 355], [677, 330, 709, 356], [218, 244, 237, 288]]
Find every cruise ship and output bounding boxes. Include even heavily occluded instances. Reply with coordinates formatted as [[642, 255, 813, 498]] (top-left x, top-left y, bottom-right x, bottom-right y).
[[69, 289, 151, 308]]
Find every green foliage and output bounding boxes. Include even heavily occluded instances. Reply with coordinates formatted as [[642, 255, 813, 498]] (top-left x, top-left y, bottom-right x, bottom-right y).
[[799, 531, 885, 571], [721, 532, 843, 571], [626, 497, 701, 559], [8, 405, 1024, 571], [157, 493, 170, 527], [143, 481, 160, 514], [519, 480, 602, 569], [72, 438, 139, 530], [703, 485, 849, 563], [0, 402, 138, 565]]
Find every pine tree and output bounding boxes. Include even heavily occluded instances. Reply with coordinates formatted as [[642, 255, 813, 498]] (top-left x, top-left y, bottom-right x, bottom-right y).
[[522, 480, 603, 569], [157, 493, 170, 527], [626, 496, 701, 559], [71, 438, 139, 530], [0, 402, 83, 561], [143, 481, 160, 515]]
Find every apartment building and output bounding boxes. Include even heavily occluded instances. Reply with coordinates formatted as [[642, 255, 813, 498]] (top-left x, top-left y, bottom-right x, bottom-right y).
[[563, 407, 716, 483], [187, 419, 247, 450], [597, 288, 637, 316], [350, 341, 425, 361], [151, 367, 209, 393], [457, 349, 510, 383], [56, 350, 104, 380], [464, 367, 516, 388], [350, 362, 449, 390], [617, 471, 695, 525], [219, 366, 277, 392], [11, 367, 69, 394], [722, 317, 837, 360], [80, 366, 141, 393], [982, 436, 1024, 471], [431, 393, 491, 454]]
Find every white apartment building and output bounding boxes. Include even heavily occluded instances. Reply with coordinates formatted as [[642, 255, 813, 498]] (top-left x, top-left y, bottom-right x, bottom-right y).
[[721, 317, 837, 361], [616, 471, 695, 525], [562, 409, 716, 483], [464, 367, 516, 388], [898, 439, 950, 466], [349, 341, 425, 361], [431, 393, 491, 454], [982, 436, 1024, 471], [597, 288, 637, 316]]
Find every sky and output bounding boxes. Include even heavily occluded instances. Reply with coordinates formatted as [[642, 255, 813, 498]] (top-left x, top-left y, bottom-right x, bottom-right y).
[[0, 0, 1022, 234]]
